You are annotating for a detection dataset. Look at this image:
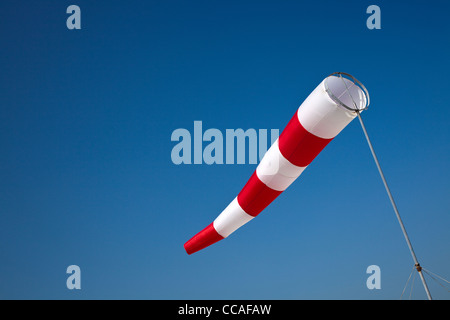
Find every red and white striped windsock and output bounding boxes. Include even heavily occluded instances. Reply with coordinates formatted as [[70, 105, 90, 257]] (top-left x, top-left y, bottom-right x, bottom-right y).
[[184, 73, 369, 255]]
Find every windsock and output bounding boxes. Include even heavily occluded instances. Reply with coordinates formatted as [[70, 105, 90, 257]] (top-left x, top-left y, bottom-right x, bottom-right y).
[[184, 73, 369, 255]]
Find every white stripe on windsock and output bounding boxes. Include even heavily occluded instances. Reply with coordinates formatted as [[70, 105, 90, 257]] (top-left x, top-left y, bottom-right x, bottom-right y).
[[256, 139, 306, 191], [213, 197, 254, 238], [298, 77, 362, 139]]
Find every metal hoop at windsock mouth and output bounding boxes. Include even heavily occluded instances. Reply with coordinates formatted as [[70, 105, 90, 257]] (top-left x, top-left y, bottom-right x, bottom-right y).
[[324, 72, 370, 112]]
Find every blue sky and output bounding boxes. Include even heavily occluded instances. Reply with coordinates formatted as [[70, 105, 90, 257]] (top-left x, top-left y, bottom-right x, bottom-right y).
[[0, 0, 449, 299]]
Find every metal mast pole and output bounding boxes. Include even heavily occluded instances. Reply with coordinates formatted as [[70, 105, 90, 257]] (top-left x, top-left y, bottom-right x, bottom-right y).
[[356, 111, 432, 300]]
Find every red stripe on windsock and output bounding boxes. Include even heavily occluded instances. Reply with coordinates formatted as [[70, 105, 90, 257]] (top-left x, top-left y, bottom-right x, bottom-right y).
[[237, 172, 283, 217], [184, 223, 224, 255], [278, 112, 333, 167]]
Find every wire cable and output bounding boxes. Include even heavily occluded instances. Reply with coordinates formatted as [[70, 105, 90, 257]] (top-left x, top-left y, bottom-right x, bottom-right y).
[[400, 265, 416, 300], [422, 268, 450, 293]]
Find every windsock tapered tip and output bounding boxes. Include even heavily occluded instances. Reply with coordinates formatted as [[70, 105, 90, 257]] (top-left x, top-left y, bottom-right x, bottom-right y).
[[184, 223, 224, 255]]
